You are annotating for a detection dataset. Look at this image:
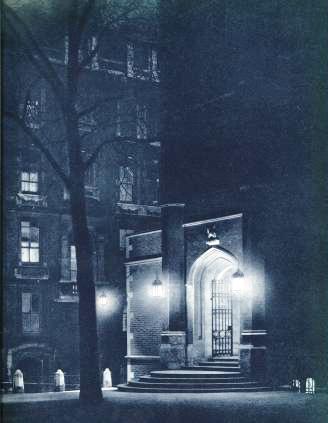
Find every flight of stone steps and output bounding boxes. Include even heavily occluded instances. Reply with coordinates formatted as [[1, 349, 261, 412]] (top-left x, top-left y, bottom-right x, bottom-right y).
[[117, 356, 272, 393]]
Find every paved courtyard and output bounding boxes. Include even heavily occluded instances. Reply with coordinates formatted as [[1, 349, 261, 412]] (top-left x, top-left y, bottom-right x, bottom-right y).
[[1, 390, 328, 423]]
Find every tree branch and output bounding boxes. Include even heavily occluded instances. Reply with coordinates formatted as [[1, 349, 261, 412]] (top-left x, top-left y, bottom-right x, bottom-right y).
[[5, 111, 70, 187], [76, 0, 96, 45], [78, 0, 140, 72], [83, 136, 120, 170], [3, 4, 66, 109]]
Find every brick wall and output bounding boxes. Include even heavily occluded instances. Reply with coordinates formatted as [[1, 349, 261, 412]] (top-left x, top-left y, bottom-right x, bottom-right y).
[[126, 231, 168, 379], [127, 230, 162, 259]]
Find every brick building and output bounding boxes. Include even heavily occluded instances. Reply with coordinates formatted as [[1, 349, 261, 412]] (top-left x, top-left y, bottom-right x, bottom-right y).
[[120, 1, 328, 392], [2, 23, 161, 391]]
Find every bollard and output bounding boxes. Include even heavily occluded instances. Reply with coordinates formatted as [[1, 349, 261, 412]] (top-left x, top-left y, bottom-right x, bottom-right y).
[[102, 368, 112, 389], [54, 369, 65, 392], [13, 369, 24, 393]]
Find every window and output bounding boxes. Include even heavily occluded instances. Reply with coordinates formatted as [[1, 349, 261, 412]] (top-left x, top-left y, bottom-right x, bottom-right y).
[[21, 221, 39, 263], [116, 99, 135, 138], [84, 163, 99, 199], [23, 88, 46, 129], [21, 171, 39, 193], [25, 100, 41, 129], [136, 104, 148, 139], [70, 245, 77, 281], [22, 292, 40, 333], [134, 45, 150, 70], [119, 166, 134, 202], [85, 163, 97, 189]]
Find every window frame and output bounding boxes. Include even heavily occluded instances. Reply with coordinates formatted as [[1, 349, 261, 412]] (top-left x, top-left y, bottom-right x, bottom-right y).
[[70, 245, 77, 282], [119, 166, 134, 203], [21, 291, 41, 334], [20, 220, 40, 264], [20, 170, 39, 194]]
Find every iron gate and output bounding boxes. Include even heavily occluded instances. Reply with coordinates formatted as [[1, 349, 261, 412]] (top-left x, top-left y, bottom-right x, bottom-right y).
[[212, 278, 233, 356]]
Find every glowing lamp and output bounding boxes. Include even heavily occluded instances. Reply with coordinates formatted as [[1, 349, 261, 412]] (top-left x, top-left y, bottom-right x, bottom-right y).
[[231, 268, 245, 293], [151, 274, 164, 298], [99, 292, 108, 306]]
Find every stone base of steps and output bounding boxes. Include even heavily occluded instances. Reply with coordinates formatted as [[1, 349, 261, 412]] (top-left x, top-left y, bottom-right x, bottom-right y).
[[186, 366, 241, 372], [128, 380, 262, 389], [140, 376, 247, 384], [151, 370, 241, 378], [117, 384, 272, 393], [118, 367, 272, 393]]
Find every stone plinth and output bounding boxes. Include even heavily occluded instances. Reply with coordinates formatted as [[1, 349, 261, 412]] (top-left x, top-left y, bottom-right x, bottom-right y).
[[240, 330, 267, 381], [160, 331, 186, 369]]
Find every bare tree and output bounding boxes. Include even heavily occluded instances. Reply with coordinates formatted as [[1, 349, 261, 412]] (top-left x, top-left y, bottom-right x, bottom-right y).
[[3, 0, 158, 403]]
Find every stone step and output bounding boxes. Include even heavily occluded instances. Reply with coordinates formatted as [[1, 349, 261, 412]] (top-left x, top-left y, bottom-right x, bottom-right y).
[[199, 361, 240, 367], [150, 370, 241, 379], [186, 366, 241, 372], [139, 376, 248, 384], [129, 380, 260, 389], [117, 384, 272, 393], [209, 356, 239, 361]]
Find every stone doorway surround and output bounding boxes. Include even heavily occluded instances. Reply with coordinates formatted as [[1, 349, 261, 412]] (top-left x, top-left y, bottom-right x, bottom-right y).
[[186, 247, 241, 365]]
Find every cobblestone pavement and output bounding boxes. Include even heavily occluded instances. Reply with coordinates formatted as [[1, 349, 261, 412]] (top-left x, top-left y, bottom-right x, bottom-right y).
[[2, 390, 328, 423]]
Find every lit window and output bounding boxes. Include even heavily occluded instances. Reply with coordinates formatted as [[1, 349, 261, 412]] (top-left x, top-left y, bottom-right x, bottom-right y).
[[21, 171, 38, 193], [70, 245, 77, 281], [119, 166, 134, 202], [122, 305, 127, 332], [306, 378, 316, 394], [22, 292, 40, 333], [21, 221, 39, 263], [25, 100, 41, 129], [291, 379, 301, 392]]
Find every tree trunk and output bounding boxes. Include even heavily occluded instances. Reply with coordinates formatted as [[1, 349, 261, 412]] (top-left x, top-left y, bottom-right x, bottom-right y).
[[66, 96, 102, 402], [70, 177, 103, 403]]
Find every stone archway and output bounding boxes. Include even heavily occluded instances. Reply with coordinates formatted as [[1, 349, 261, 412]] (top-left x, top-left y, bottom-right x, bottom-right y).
[[8, 344, 54, 392], [186, 247, 240, 363]]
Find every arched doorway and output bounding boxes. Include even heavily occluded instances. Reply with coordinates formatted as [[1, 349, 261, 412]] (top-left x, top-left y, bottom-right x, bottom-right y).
[[16, 357, 44, 393], [187, 247, 240, 362], [9, 344, 53, 393]]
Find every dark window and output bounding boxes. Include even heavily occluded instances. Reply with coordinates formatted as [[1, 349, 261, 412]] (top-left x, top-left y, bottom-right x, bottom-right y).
[[136, 104, 148, 139], [134, 45, 150, 70], [119, 166, 134, 202], [22, 292, 40, 333]]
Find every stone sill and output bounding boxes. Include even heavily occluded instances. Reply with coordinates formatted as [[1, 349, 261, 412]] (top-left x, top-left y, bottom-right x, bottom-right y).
[[125, 355, 160, 361], [55, 296, 79, 303], [15, 264, 49, 280], [242, 330, 267, 336], [116, 202, 161, 217]]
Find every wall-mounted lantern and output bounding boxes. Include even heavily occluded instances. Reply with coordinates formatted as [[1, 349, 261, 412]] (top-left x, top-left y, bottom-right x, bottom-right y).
[[99, 291, 108, 306], [151, 272, 164, 297], [231, 268, 245, 293]]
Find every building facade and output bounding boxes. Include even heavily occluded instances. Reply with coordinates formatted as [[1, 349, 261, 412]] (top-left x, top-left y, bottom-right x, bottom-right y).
[[2, 26, 161, 391]]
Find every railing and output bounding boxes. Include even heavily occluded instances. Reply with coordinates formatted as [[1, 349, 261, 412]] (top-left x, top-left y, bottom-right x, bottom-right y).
[[1, 374, 81, 394], [22, 313, 40, 333]]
